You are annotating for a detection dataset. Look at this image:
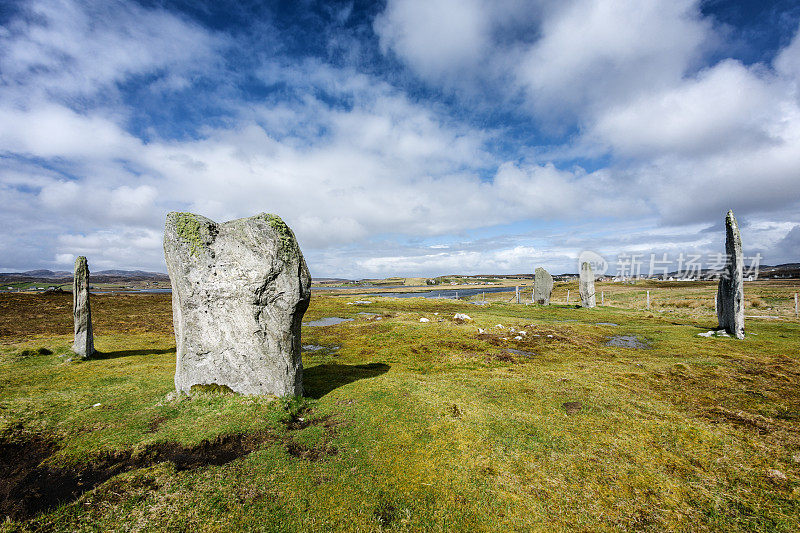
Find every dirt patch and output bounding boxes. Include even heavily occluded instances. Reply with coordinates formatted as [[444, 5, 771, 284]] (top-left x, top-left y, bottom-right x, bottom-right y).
[[146, 414, 169, 433], [285, 441, 338, 461], [0, 431, 273, 522], [563, 401, 583, 415]]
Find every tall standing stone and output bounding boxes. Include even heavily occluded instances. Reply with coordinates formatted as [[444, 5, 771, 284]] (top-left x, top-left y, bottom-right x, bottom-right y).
[[717, 210, 745, 339], [72, 256, 95, 358], [164, 212, 311, 396], [579, 262, 596, 308], [533, 267, 553, 305]]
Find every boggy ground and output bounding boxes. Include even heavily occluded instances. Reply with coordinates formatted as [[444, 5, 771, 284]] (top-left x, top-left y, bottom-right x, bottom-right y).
[[1, 286, 799, 532]]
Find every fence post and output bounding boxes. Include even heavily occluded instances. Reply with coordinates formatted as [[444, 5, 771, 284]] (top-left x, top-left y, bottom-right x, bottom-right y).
[[601, 291, 604, 305], [515, 286, 520, 304], [646, 290, 650, 310], [566, 289, 570, 303], [795, 293, 798, 318]]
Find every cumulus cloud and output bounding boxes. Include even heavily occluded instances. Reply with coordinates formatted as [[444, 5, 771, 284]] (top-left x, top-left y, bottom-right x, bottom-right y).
[[0, 104, 142, 159], [0, 0, 221, 102], [0, 0, 798, 276], [516, 0, 711, 118], [374, 0, 491, 82], [589, 60, 785, 158]]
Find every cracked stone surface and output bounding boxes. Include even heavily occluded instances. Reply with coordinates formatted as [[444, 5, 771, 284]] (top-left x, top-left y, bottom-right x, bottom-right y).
[[164, 212, 311, 396]]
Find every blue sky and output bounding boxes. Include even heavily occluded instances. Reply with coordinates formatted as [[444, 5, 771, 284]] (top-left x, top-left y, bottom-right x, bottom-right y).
[[1, 0, 799, 278]]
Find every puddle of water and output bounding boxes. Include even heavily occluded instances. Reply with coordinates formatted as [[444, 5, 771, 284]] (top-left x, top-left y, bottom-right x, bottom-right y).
[[605, 335, 650, 349], [303, 317, 354, 327], [302, 344, 341, 353], [365, 286, 514, 299], [505, 348, 537, 358], [596, 322, 620, 326]]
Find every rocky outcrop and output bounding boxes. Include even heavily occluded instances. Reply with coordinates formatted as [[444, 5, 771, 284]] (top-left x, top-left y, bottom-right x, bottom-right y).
[[72, 256, 95, 358], [579, 262, 596, 308], [164, 212, 311, 396], [717, 210, 745, 339], [533, 267, 553, 304]]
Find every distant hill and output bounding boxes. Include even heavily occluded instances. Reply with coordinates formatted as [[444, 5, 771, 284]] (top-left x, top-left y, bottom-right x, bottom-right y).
[[0, 269, 170, 284]]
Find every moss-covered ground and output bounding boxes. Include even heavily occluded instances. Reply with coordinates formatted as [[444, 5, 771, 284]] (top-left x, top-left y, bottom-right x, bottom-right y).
[[1, 282, 799, 532]]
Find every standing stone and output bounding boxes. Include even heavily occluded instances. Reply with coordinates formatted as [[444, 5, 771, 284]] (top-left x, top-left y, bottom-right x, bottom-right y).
[[533, 267, 553, 305], [164, 212, 311, 396], [579, 262, 596, 308], [717, 210, 745, 339], [72, 256, 95, 358]]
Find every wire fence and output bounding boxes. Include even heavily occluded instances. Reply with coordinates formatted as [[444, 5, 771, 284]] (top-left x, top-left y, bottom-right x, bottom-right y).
[[465, 284, 800, 320]]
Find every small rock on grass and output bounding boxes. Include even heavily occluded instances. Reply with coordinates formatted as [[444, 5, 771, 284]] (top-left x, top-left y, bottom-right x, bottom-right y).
[[419, 317, 430, 323], [698, 330, 731, 338], [767, 469, 787, 482], [454, 313, 472, 323]]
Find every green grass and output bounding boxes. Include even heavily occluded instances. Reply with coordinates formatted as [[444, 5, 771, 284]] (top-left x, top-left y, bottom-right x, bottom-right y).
[[1, 289, 800, 531]]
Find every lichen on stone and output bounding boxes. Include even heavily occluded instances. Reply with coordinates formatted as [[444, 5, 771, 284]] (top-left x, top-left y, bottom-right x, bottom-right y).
[[172, 212, 208, 257], [260, 213, 297, 259]]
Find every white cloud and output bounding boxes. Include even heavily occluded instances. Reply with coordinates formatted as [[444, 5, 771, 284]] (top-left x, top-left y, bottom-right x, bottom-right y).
[[374, 0, 491, 82], [54, 253, 75, 265], [0, 0, 221, 102], [516, 0, 711, 118], [55, 229, 163, 271], [0, 104, 142, 159], [589, 60, 785, 158], [1, 0, 798, 276]]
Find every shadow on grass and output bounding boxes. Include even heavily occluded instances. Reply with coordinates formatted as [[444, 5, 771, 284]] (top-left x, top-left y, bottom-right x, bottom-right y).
[[91, 347, 175, 360], [303, 362, 390, 399]]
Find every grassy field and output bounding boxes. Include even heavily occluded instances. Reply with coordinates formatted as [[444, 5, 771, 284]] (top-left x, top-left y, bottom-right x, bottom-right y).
[[1, 281, 800, 532]]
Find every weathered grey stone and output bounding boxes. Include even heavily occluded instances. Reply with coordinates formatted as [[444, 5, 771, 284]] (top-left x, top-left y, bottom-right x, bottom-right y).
[[717, 210, 745, 339], [579, 262, 596, 308], [533, 267, 553, 305], [72, 256, 95, 358], [164, 212, 311, 396]]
